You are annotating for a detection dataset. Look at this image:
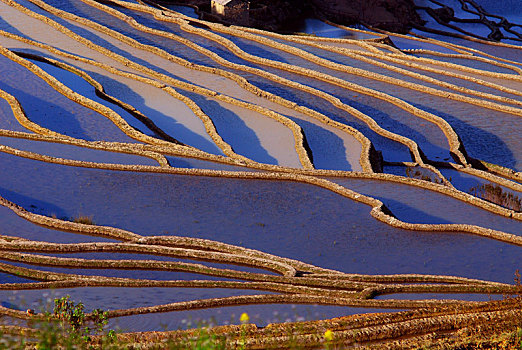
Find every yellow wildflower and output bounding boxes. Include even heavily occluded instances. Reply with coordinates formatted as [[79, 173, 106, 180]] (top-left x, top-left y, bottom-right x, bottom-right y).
[[240, 312, 250, 323], [324, 329, 333, 342]]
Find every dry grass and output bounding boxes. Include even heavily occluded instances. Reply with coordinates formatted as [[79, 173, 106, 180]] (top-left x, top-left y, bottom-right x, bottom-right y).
[[73, 215, 95, 225], [469, 183, 522, 212]]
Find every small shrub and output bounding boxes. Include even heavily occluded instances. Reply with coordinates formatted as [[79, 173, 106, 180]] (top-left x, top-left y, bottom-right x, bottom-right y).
[[53, 295, 111, 341], [0, 296, 115, 349], [73, 215, 95, 225]]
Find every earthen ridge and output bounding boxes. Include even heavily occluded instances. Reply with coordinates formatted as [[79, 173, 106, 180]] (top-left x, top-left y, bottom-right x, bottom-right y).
[[0, 34, 519, 228], [32, 0, 373, 171], [76, 0, 472, 168], [1, 144, 520, 245], [144, 1, 522, 109], [1, 2, 521, 346]]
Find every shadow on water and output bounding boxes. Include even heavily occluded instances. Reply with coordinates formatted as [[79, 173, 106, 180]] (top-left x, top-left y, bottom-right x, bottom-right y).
[[165, 156, 194, 169], [290, 19, 375, 39], [340, 96, 451, 161], [0, 96, 28, 132], [221, 35, 291, 64], [441, 168, 485, 192], [0, 204, 117, 244], [18, 51, 158, 136], [286, 116, 352, 171], [409, 101, 518, 171], [83, 70, 224, 155], [181, 90, 279, 165], [248, 77, 413, 162], [105, 4, 237, 67], [0, 186, 69, 220], [0, 13, 29, 39], [1, 153, 521, 283], [371, 197, 453, 225], [439, 167, 522, 200], [48, 0, 213, 67], [0, 82, 92, 141], [3, 45, 223, 153], [0, 273, 34, 284], [13, 0, 207, 79], [86, 0, 276, 73]]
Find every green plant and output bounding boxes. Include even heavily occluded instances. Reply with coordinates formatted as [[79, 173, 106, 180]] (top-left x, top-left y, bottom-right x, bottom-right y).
[[506, 327, 522, 350], [0, 304, 115, 350], [165, 327, 227, 350], [0, 329, 26, 350], [238, 312, 249, 350], [53, 295, 86, 332], [324, 329, 334, 350]]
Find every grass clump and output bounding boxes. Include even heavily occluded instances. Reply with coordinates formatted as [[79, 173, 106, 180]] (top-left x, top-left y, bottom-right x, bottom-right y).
[[72, 215, 95, 225], [405, 167, 444, 184], [165, 329, 227, 350], [469, 183, 521, 212], [2, 297, 520, 349]]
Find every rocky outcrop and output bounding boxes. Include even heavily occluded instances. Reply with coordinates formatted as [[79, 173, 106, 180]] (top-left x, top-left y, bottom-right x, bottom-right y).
[[162, 0, 423, 33], [249, 0, 308, 32], [309, 0, 424, 33]]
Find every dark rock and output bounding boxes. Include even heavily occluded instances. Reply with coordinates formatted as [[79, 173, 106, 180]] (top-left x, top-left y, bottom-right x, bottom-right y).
[[431, 6, 455, 23], [369, 36, 399, 50], [308, 0, 423, 33], [160, 0, 424, 33]]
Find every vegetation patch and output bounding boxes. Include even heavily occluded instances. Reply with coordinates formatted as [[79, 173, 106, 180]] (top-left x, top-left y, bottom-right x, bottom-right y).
[[72, 215, 95, 225], [469, 183, 522, 212], [405, 166, 444, 184]]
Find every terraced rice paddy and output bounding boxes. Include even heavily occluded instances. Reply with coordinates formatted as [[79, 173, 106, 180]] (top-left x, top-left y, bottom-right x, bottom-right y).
[[0, 0, 521, 348]]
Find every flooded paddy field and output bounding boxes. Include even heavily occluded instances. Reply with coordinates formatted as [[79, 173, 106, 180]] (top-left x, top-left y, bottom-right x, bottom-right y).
[[0, 0, 521, 347]]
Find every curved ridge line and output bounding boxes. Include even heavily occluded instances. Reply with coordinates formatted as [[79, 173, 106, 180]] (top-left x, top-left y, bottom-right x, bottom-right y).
[[2, 35, 311, 169], [0, 241, 297, 277], [13, 50, 187, 147], [127, 0, 522, 172], [390, 49, 522, 77], [160, 12, 522, 116], [11, 0, 373, 171], [248, 32, 522, 100], [0, 90, 169, 166], [408, 30, 522, 68], [0, 251, 300, 281], [322, 22, 522, 76], [0, 253, 511, 297], [0, 279, 361, 301], [77, 0, 437, 166], [0, 196, 332, 275], [0, 9, 313, 169], [101, 294, 472, 319], [137, 3, 522, 113], [0, 122, 516, 222], [1, 145, 520, 247], [0, 44, 187, 150]]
